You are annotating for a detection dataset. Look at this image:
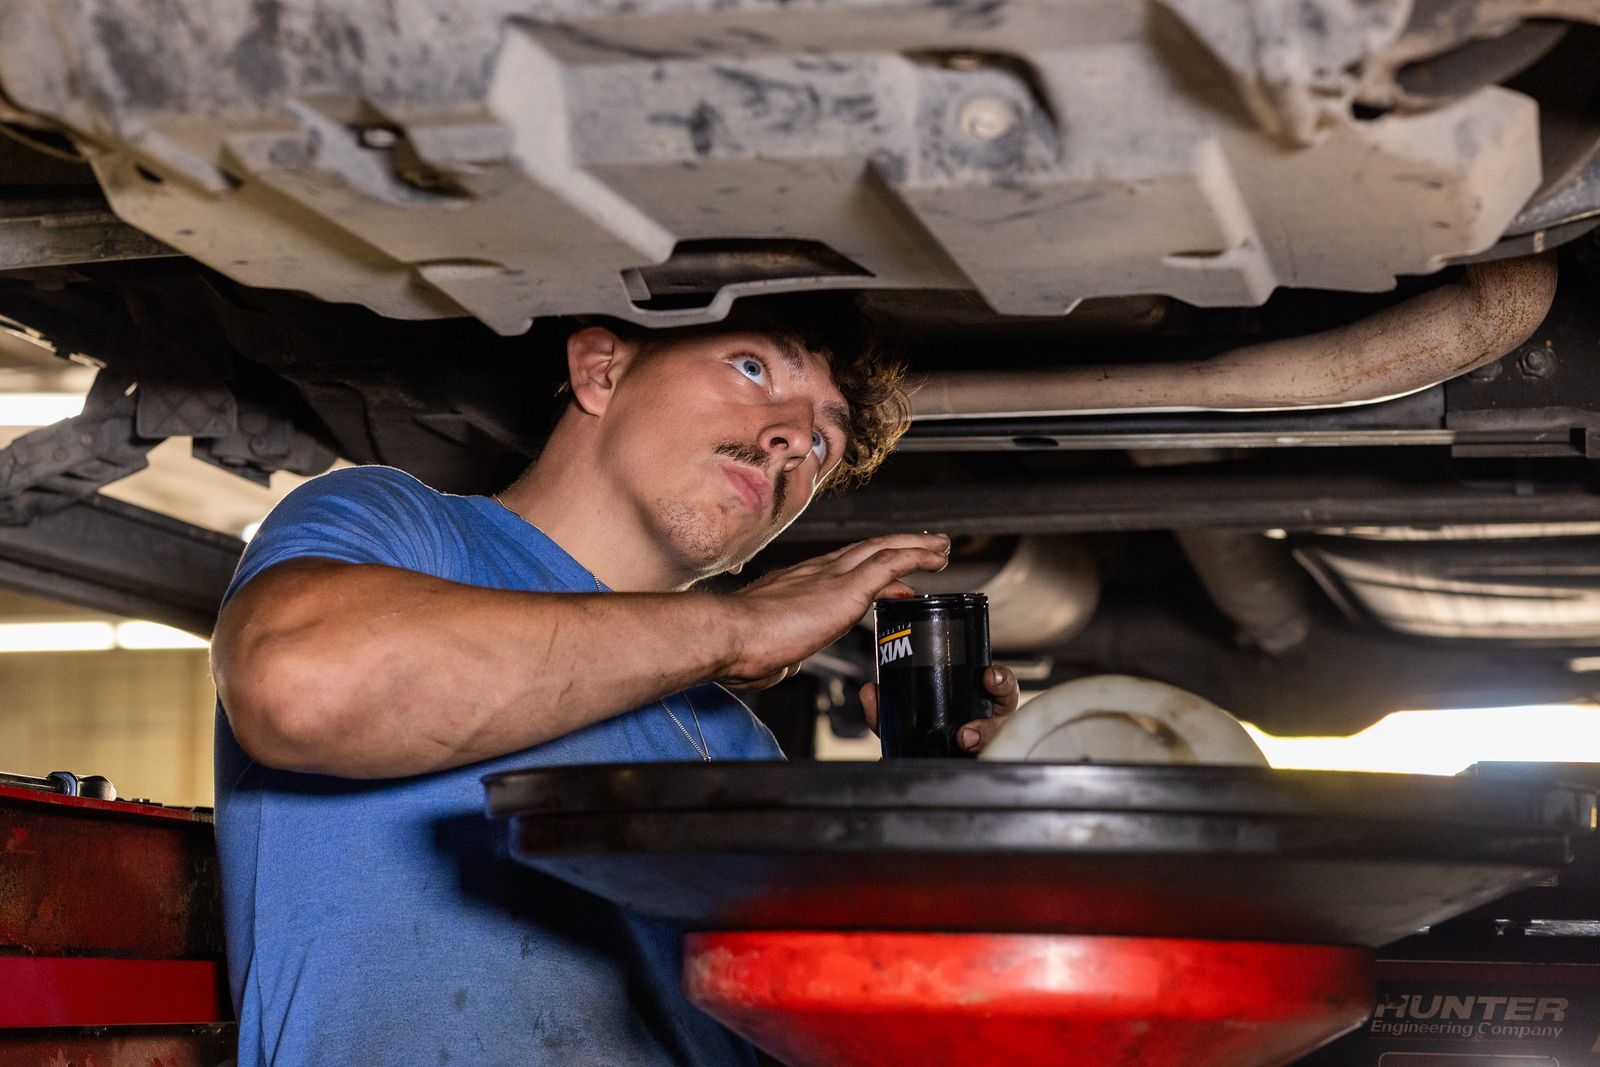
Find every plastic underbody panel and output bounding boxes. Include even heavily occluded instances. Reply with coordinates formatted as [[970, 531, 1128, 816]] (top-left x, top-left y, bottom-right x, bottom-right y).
[[0, 0, 1590, 333]]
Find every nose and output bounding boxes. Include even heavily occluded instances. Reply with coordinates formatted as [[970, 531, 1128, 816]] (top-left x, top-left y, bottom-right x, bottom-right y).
[[760, 401, 816, 472]]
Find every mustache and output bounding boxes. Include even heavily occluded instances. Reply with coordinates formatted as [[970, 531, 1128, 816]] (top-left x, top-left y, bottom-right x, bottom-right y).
[[714, 441, 788, 521]]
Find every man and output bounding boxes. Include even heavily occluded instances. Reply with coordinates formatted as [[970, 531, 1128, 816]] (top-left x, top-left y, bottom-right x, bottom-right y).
[[210, 294, 1018, 1064]]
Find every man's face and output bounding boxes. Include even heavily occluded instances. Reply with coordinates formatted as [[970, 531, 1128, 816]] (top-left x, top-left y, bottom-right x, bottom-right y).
[[597, 329, 850, 577]]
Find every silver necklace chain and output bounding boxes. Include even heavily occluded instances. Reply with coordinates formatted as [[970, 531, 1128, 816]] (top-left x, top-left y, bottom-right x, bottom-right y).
[[491, 492, 712, 761]]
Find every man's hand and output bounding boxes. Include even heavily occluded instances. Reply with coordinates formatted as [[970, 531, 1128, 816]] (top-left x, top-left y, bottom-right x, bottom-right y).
[[719, 533, 950, 688], [859, 663, 1021, 754]]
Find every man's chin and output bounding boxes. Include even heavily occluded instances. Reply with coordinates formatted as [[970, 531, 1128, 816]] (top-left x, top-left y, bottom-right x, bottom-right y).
[[702, 530, 769, 576], [694, 529, 779, 581], [653, 496, 788, 576]]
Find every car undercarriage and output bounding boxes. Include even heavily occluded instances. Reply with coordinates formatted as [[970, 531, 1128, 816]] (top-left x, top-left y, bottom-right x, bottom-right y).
[[0, 0, 1599, 741]]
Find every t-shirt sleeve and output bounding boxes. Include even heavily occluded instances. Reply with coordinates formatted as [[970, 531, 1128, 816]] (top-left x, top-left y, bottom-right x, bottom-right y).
[[222, 466, 449, 607]]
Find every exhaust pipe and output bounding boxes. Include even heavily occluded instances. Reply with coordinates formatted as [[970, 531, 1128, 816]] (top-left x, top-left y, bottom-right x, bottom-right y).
[[913, 255, 1558, 419], [1174, 529, 1312, 655], [908, 535, 1099, 654]]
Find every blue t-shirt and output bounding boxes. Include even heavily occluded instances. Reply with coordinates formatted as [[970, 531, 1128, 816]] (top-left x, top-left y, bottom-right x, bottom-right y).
[[214, 465, 782, 1066]]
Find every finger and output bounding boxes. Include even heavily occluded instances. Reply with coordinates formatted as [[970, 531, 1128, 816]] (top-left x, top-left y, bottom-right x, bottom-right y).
[[859, 681, 879, 733], [956, 714, 1007, 754], [879, 580, 916, 600], [983, 664, 1021, 716], [835, 533, 950, 567], [848, 546, 951, 595], [805, 540, 867, 566], [747, 540, 895, 592], [828, 533, 950, 575]]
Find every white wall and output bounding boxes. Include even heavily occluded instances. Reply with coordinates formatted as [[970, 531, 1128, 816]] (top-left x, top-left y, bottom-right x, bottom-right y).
[[0, 646, 217, 807]]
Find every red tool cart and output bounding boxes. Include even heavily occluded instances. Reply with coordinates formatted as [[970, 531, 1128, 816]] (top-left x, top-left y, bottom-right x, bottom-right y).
[[0, 770, 234, 1066]]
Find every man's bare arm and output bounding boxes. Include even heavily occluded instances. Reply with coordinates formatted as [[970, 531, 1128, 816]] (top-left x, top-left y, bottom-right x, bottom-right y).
[[211, 534, 947, 778]]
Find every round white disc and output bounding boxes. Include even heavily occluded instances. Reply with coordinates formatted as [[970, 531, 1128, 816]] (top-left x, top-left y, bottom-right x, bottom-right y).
[[979, 674, 1267, 766]]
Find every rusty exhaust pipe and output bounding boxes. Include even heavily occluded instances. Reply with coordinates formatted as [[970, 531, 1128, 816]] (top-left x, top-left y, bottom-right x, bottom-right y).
[[912, 255, 1558, 420]]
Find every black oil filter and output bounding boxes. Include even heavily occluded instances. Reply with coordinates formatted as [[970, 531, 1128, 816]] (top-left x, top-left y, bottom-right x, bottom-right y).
[[873, 593, 991, 759]]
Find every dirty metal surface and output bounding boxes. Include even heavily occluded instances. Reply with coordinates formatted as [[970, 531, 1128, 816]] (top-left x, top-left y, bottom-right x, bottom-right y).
[[0, 0, 1574, 331], [0, 492, 243, 635], [0, 1027, 236, 1067], [0, 784, 223, 959], [779, 464, 1600, 540], [0, 195, 174, 269], [487, 762, 1597, 948], [1446, 258, 1600, 457]]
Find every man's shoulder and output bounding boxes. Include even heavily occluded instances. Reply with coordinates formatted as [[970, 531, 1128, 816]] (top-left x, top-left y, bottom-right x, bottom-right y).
[[297, 464, 439, 503], [268, 465, 454, 528], [226, 466, 462, 600]]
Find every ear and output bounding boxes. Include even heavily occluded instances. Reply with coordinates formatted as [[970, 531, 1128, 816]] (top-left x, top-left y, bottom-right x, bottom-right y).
[[566, 326, 632, 417]]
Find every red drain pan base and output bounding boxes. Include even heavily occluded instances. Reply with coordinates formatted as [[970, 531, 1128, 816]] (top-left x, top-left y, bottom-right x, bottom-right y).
[[686, 932, 1373, 1067]]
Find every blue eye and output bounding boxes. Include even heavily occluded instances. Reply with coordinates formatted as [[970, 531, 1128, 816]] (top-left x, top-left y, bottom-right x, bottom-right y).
[[734, 357, 766, 382], [811, 430, 828, 461]]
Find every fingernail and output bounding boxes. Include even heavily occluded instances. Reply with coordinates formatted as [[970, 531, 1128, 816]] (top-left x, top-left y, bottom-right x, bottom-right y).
[[989, 667, 1002, 685], [959, 727, 980, 750]]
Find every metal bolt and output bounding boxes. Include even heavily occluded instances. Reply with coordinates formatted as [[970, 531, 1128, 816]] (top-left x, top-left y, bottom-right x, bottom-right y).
[[958, 97, 1016, 141], [359, 126, 399, 150], [1518, 347, 1555, 379]]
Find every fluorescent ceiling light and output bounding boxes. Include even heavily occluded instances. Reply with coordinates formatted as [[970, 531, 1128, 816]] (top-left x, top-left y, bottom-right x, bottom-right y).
[[1244, 704, 1600, 776], [0, 621, 115, 652], [0, 392, 85, 426], [114, 620, 209, 650], [0, 619, 208, 653]]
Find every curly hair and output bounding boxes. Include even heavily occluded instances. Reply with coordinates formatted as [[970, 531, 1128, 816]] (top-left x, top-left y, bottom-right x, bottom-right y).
[[583, 293, 911, 489]]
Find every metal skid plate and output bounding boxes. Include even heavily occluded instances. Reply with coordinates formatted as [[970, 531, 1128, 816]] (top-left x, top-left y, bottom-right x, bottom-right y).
[[0, 1, 1570, 332], [485, 762, 1598, 948]]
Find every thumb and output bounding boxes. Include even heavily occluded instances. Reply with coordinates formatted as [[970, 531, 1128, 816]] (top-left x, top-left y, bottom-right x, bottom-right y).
[[858, 681, 879, 734]]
